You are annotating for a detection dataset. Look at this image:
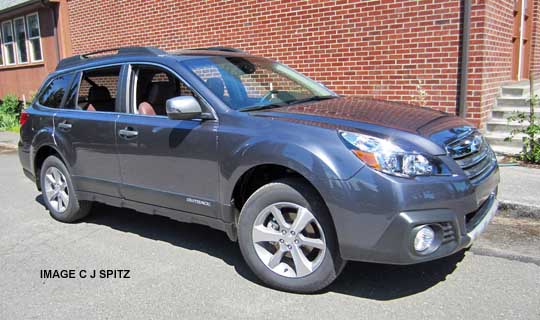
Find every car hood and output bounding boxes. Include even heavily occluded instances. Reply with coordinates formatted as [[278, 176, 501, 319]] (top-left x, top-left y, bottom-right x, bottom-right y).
[[251, 97, 474, 154]]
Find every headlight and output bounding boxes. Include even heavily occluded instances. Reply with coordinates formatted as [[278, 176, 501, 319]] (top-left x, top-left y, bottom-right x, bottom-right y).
[[339, 130, 438, 178]]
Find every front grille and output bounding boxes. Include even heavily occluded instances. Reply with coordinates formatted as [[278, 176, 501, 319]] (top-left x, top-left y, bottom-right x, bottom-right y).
[[446, 130, 496, 184]]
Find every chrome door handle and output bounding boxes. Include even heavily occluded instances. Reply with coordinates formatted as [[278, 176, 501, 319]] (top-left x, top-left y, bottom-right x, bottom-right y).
[[118, 128, 138, 139], [57, 121, 72, 130]]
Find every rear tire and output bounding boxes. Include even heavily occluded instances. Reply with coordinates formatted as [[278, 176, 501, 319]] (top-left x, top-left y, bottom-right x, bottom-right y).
[[40, 155, 92, 222], [238, 178, 346, 293]]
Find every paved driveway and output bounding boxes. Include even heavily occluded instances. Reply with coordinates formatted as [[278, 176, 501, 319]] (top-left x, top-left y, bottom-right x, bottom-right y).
[[0, 151, 539, 319]]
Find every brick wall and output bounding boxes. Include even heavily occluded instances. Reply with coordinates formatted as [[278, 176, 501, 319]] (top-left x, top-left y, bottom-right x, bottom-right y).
[[467, 0, 515, 128], [66, 0, 536, 128]]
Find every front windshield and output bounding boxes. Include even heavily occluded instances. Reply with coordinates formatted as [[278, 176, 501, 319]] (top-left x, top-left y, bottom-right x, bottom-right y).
[[181, 56, 337, 110]]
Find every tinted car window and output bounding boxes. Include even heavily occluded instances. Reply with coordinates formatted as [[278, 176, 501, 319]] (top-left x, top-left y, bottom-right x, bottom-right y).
[[130, 65, 195, 116], [38, 73, 75, 108], [64, 72, 81, 109], [70, 66, 121, 112]]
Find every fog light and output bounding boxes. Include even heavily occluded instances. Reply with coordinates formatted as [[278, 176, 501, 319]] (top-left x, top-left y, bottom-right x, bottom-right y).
[[414, 226, 435, 252]]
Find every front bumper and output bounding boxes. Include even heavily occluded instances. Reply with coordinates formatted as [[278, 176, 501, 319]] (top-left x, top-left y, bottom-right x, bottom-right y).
[[321, 160, 500, 265], [366, 192, 498, 264]]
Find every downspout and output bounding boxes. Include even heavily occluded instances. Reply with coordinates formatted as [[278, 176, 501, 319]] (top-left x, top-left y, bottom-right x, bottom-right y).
[[40, 0, 61, 63], [458, 0, 471, 118]]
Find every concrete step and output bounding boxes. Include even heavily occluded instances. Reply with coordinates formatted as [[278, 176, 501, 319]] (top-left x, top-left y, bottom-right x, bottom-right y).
[[490, 144, 522, 156], [501, 86, 529, 97], [486, 118, 525, 133], [491, 106, 540, 119], [497, 97, 531, 107], [484, 131, 526, 148], [500, 80, 540, 98]]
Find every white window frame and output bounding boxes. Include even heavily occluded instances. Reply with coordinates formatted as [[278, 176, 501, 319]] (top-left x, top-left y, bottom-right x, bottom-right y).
[[1, 20, 16, 65], [0, 29, 4, 66], [13, 16, 29, 64], [25, 12, 42, 63]]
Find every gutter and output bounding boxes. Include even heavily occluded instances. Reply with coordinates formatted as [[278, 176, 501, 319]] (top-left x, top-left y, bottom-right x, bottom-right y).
[[458, 0, 472, 118]]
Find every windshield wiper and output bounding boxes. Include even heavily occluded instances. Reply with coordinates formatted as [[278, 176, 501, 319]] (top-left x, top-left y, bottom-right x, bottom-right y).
[[285, 95, 338, 106], [237, 103, 287, 112]]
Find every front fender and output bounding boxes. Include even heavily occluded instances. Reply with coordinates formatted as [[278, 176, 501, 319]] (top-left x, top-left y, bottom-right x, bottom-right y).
[[220, 134, 363, 206]]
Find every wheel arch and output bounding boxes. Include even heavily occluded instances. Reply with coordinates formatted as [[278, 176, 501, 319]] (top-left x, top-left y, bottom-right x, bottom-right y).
[[32, 144, 69, 191], [228, 163, 338, 235]]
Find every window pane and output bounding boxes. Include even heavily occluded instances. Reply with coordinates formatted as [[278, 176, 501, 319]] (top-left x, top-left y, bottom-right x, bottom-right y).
[[29, 38, 41, 61], [132, 66, 195, 116], [77, 67, 121, 112], [5, 43, 15, 64], [38, 74, 74, 108], [64, 73, 81, 109], [0, 34, 3, 65], [183, 57, 332, 109], [2, 22, 15, 64], [14, 19, 28, 63], [26, 14, 40, 38], [2, 22, 13, 42]]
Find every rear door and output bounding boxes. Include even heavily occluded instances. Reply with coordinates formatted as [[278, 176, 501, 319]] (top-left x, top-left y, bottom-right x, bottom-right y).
[[115, 64, 220, 218], [51, 66, 123, 197]]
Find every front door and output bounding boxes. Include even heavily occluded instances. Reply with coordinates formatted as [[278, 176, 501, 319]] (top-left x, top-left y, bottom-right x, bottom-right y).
[[512, 0, 534, 80], [116, 64, 220, 218]]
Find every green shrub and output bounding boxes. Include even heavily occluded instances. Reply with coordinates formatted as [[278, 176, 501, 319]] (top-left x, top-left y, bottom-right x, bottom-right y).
[[0, 94, 22, 132], [0, 113, 19, 131], [0, 94, 22, 115], [505, 76, 540, 164]]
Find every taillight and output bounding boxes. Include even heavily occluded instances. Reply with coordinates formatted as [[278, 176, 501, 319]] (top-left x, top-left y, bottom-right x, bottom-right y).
[[20, 110, 29, 126]]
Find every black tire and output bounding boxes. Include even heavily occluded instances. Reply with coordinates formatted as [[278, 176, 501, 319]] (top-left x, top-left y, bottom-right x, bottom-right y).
[[238, 178, 346, 293], [39, 155, 92, 223]]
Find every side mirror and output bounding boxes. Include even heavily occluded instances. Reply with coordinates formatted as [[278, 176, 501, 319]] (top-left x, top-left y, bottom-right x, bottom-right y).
[[166, 96, 203, 120]]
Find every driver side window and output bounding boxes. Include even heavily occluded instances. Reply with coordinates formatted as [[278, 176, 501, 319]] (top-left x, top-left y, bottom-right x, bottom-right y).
[[130, 65, 195, 116]]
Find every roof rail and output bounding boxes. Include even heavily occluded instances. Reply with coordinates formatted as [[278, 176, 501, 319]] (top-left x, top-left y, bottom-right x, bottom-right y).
[[56, 46, 166, 70], [190, 47, 246, 53]]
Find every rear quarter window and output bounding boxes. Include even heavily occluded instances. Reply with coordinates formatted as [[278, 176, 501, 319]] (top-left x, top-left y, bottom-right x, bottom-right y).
[[38, 73, 75, 108]]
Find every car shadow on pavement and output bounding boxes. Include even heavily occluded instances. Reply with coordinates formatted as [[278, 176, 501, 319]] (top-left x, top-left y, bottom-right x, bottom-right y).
[[36, 196, 465, 300], [326, 251, 465, 300]]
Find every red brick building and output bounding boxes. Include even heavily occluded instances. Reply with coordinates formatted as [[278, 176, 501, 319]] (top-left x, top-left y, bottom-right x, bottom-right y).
[[1, 0, 539, 130]]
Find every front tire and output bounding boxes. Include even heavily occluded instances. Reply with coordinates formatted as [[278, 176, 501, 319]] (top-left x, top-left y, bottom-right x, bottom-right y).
[[238, 178, 346, 293], [40, 155, 92, 222]]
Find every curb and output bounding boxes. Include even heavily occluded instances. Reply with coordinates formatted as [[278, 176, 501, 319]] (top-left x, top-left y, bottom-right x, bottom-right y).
[[498, 200, 540, 220], [0, 143, 17, 151]]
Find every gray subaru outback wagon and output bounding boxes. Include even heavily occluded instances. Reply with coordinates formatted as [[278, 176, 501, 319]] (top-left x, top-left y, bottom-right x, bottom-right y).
[[18, 47, 499, 293]]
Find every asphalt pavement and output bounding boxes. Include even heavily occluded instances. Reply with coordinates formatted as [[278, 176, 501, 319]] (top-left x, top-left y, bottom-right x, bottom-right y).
[[1, 150, 539, 319]]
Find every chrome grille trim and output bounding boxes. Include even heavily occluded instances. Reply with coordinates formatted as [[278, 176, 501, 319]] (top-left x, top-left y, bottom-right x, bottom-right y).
[[454, 143, 489, 169], [446, 130, 496, 184]]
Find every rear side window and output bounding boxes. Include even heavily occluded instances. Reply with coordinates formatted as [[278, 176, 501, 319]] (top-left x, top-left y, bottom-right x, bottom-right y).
[[38, 73, 75, 108], [64, 66, 121, 112]]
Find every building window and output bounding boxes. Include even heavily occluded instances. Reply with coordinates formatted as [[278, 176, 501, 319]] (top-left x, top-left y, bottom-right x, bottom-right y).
[[0, 12, 42, 67], [1, 21, 16, 65], [14, 17, 28, 64], [26, 13, 42, 62]]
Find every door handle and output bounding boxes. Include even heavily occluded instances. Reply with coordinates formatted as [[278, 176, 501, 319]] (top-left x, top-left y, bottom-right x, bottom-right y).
[[118, 128, 138, 139], [57, 121, 72, 130]]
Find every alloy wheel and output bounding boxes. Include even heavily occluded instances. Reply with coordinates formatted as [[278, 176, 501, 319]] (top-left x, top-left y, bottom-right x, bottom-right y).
[[44, 167, 69, 213], [252, 202, 327, 278]]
